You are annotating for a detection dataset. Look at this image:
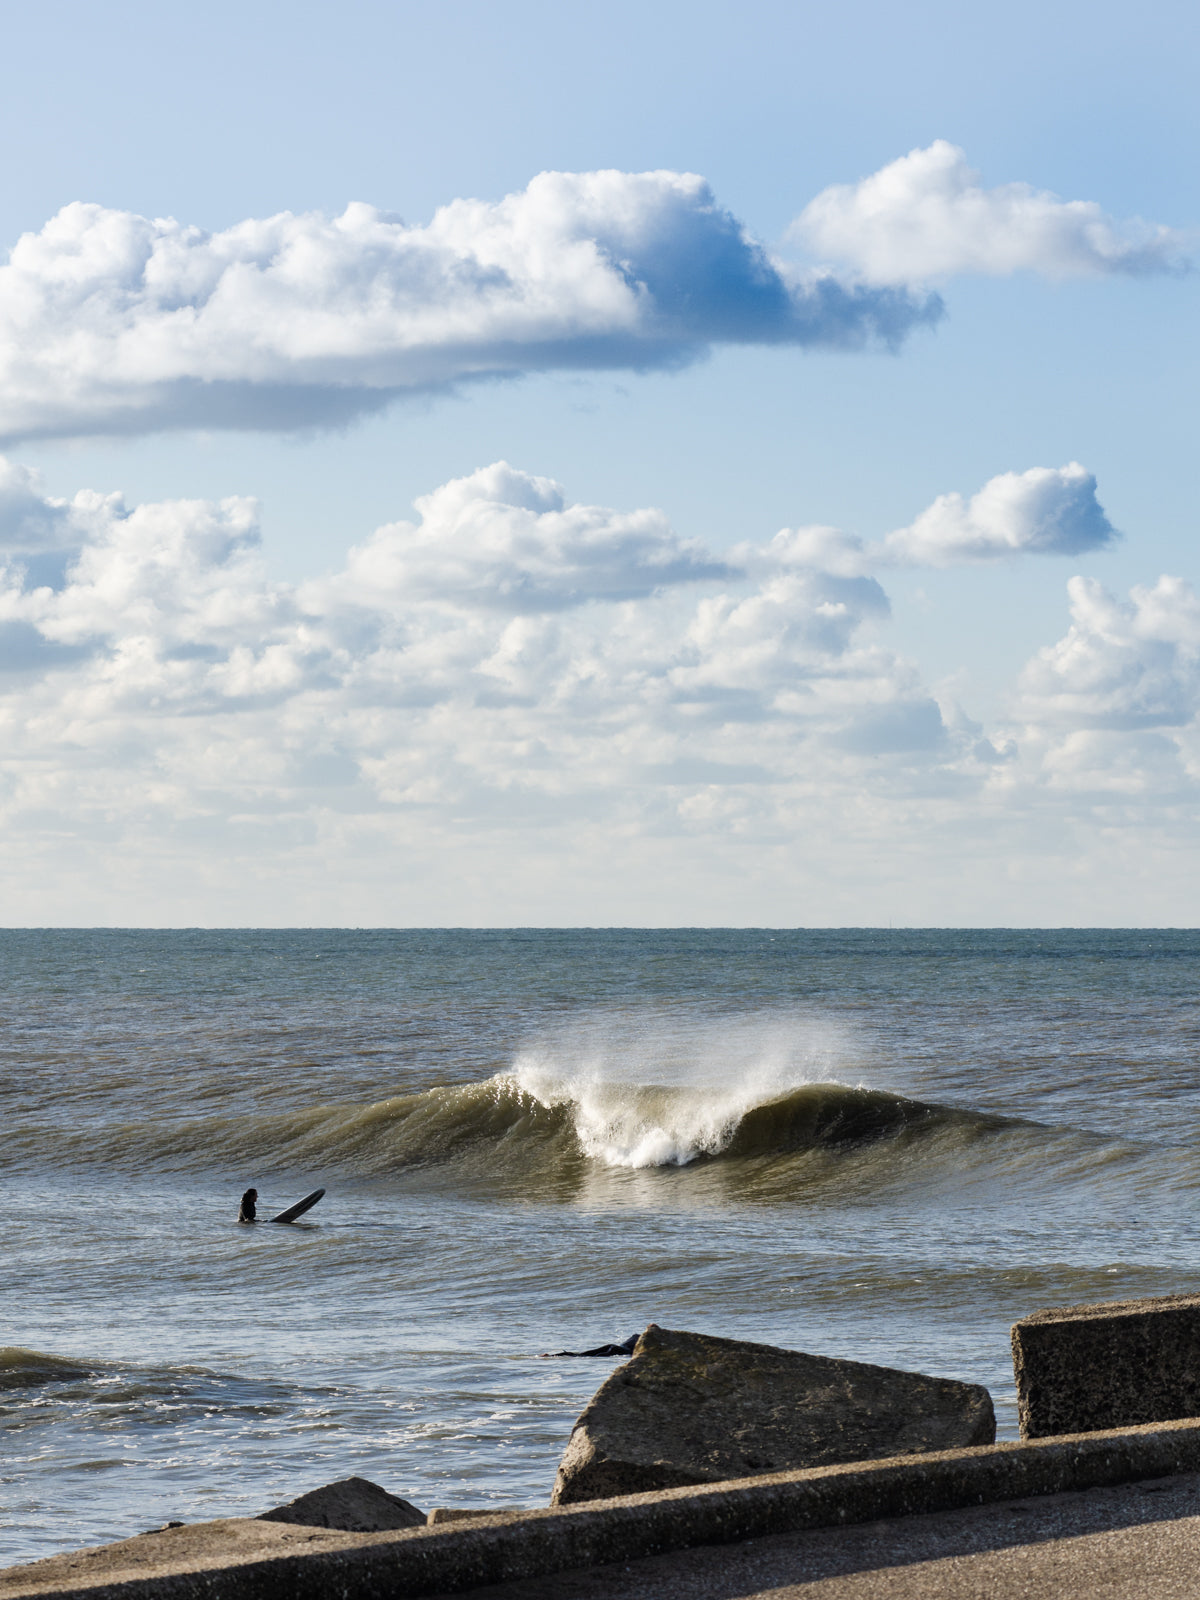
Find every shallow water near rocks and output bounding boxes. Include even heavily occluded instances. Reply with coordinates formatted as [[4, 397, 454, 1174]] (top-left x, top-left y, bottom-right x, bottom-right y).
[[3, 928, 1199, 1563]]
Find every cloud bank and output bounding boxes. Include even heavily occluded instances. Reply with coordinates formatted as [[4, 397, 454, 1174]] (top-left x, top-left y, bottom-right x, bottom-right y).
[[0, 172, 938, 443], [793, 141, 1189, 283], [1, 150, 1181, 443], [0, 459, 922, 753], [1, 453, 1195, 919], [0, 451, 1172, 878]]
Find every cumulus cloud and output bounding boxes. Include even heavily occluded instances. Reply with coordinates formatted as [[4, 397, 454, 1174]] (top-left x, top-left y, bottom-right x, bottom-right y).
[[792, 141, 1189, 283], [0, 456, 972, 843], [1, 152, 1182, 446], [995, 574, 1200, 813], [0, 172, 939, 443], [0, 455, 1121, 773], [732, 464, 1116, 574], [0, 484, 290, 693], [3, 454, 1198, 918], [732, 523, 873, 579], [882, 463, 1117, 566], [1016, 574, 1200, 731], [323, 460, 733, 613]]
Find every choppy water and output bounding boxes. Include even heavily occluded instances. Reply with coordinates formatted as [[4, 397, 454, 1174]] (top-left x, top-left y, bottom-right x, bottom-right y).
[[3, 929, 1200, 1563]]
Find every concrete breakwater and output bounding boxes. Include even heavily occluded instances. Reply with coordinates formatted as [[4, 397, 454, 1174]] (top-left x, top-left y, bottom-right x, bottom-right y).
[[8, 1423, 1200, 1599], [8, 1293, 1200, 1598]]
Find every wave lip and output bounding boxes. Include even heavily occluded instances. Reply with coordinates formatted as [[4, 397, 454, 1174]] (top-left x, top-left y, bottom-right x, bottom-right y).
[[511, 1060, 1006, 1169]]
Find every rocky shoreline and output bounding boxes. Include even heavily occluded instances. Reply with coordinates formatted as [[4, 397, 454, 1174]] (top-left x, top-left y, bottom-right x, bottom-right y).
[[6, 1294, 1200, 1597]]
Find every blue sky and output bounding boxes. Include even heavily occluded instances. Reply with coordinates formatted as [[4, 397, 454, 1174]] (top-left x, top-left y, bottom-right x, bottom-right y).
[[0, 0, 1196, 923]]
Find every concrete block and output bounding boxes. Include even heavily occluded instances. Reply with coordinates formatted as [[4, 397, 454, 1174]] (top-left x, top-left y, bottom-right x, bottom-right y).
[[552, 1323, 994, 1505], [1013, 1293, 1200, 1439]]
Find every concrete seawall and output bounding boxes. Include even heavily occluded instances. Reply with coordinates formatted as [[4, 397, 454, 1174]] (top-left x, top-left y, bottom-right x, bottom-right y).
[[8, 1417, 1200, 1600]]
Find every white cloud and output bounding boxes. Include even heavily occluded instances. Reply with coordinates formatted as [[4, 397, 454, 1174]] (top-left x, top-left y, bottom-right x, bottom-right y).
[[3, 454, 1197, 923], [882, 463, 1117, 566], [732, 464, 1116, 573], [0, 458, 968, 839], [321, 460, 732, 613], [0, 485, 297, 698], [0, 172, 939, 443], [994, 574, 1200, 817], [1016, 574, 1200, 732], [792, 141, 1189, 283], [733, 523, 873, 579], [0, 458, 72, 547]]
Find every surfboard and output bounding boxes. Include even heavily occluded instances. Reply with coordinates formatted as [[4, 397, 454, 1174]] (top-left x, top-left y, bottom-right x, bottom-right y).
[[269, 1188, 325, 1224]]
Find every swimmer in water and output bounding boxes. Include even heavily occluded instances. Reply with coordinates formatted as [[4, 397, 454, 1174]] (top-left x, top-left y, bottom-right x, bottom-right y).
[[238, 1187, 258, 1224]]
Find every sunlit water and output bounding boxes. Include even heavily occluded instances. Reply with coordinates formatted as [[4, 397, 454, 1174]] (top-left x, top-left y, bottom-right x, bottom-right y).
[[3, 929, 1200, 1563]]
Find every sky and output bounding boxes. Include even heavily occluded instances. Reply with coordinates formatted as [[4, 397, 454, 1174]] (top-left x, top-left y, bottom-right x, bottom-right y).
[[0, 0, 1197, 925]]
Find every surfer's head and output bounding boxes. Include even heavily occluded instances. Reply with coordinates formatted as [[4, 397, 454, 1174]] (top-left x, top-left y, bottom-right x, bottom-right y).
[[238, 1187, 258, 1223]]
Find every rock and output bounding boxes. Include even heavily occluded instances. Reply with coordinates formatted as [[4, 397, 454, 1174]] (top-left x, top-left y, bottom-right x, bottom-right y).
[[551, 1323, 994, 1505], [257, 1476, 425, 1531], [1013, 1292, 1200, 1439]]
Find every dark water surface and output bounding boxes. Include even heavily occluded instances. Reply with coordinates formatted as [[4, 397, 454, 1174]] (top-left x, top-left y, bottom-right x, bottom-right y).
[[2, 930, 1199, 1561]]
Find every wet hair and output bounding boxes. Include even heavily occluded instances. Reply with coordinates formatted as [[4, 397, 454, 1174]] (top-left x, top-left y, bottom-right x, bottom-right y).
[[238, 1187, 258, 1224]]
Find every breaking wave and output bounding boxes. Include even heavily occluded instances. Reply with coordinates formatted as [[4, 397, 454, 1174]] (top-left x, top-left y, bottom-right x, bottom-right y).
[[508, 1067, 991, 1169], [3, 1010, 1135, 1194], [5, 1070, 1021, 1184]]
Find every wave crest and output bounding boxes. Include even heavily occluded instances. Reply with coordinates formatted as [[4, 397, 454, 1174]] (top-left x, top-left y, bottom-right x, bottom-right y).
[[510, 1063, 966, 1168], [3, 987, 1033, 1194], [2, 1070, 986, 1181], [0, 1348, 94, 1390]]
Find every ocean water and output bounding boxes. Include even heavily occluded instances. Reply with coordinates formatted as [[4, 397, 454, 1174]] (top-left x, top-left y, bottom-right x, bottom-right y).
[[3, 928, 1200, 1564]]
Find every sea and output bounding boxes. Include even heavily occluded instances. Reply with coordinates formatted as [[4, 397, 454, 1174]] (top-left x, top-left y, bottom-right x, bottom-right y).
[[3, 928, 1200, 1564]]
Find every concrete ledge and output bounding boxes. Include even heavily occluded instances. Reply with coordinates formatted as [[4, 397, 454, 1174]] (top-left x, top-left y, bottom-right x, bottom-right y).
[[10, 1418, 1200, 1599]]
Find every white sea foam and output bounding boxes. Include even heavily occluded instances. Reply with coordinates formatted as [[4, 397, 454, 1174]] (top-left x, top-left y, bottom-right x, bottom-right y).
[[511, 1009, 857, 1167]]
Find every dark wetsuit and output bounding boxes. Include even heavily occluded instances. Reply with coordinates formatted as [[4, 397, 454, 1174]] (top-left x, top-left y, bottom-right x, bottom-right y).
[[238, 1187, 258, 1224]]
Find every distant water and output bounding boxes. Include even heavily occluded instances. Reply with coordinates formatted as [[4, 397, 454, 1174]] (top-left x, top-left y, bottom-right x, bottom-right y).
[[3, 929, 1200, 1563]]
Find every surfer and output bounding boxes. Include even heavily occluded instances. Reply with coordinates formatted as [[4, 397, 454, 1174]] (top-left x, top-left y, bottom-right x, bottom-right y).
[[237, 1186, 324, 1224]]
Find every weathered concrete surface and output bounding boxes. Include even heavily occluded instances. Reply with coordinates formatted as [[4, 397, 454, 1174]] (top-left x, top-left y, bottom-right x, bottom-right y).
[[428, 1510, 528, 1526], [1013, 1292, 1200, 1440], [8, 1419, 1200, 1598], [258, 1475, 425, 1531], [0, 1520, 395, 1598], [552, 1324, 994, 1504], [416, 1472, 1200, 1599]]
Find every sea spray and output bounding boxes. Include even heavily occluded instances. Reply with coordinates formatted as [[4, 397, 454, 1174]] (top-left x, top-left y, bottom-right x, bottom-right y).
[[511, 1007, 861, 1167]]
